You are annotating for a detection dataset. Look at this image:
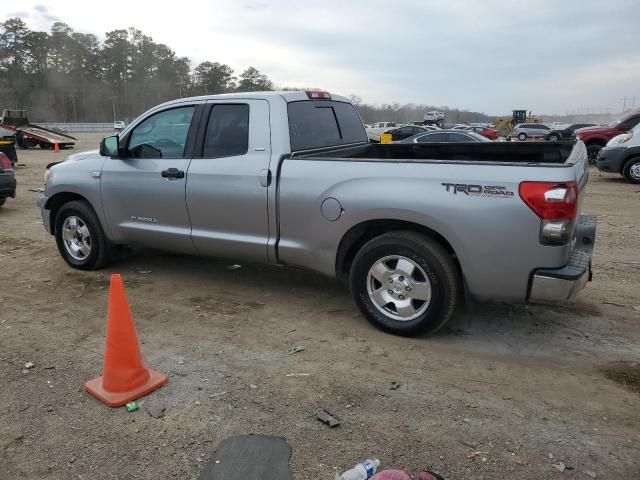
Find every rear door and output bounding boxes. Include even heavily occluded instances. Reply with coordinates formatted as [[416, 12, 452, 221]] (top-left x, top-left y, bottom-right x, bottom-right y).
[[185, 99, 271, 262], [100, 104, 201, 253]]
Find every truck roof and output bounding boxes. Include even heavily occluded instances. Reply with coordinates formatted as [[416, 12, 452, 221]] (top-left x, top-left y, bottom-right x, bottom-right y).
[[154, 91, 351, 110]]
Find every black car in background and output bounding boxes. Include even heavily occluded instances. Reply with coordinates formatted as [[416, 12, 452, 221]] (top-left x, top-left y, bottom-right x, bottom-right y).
[[384, 124, 435, 141], [545, 123, 596, 141], [0, 152, 16, 207]]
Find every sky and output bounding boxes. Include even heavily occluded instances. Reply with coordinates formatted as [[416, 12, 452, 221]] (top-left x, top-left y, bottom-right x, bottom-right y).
[[5, 0, 640, 115]]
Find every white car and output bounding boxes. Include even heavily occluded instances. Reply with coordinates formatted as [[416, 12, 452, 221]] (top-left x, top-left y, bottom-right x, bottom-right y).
[[423, 111, 445, 125], [113, 120, 126, 131]]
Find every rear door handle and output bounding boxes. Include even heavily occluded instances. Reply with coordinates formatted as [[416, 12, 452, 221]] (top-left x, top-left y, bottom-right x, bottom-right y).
[[161, 168, 185, 179]]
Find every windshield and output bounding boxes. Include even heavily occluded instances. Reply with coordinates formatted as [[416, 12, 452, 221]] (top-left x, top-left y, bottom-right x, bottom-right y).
[[607, 115, 631, 128]]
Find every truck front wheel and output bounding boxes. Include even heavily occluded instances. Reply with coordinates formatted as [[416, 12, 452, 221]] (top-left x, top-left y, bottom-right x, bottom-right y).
[[349, 231, 460, 336], [54, 200, 113, 270]]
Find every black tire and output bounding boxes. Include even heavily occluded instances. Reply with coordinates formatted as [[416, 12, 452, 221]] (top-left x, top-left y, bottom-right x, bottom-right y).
[[517, 132, 527, 141], [349, 231, 460, 336], [548, 134, 560, 141], [622, 156, 640, 184], [54, 200, 113, 270], [0, 198, 5, 207], [586, 143, 603, 164]]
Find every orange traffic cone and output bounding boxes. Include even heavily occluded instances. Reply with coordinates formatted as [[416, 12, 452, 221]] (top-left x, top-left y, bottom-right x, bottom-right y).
[[54, 143, 59, 153], [85, 274, 166, 407]]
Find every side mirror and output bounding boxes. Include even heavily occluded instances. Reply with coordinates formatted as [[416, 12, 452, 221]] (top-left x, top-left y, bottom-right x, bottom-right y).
[[99, 135, 119, 157]]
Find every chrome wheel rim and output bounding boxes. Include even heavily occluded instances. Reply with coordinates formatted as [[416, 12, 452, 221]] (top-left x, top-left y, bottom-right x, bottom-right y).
[[367, 255, 432, 321], [62, 216, 91, 261], [630, 163, 640, 180]]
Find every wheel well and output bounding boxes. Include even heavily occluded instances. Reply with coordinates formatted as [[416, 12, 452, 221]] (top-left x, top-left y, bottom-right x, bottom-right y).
[[45, 192, 88, 234], [623, 155, 640, 173], [336, 220, 461, 279]]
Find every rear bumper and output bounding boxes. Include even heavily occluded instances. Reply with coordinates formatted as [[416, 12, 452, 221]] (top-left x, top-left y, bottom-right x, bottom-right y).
[[0, 174, 16, 198], [528, 214, 597, 303], [596, 146, 626, 173]]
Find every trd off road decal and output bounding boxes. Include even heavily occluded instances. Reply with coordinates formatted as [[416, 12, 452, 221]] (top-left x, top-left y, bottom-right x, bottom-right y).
[[442, 183, 514, 198]]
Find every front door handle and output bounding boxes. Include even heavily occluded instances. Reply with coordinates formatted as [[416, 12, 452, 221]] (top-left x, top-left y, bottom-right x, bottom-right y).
[[161, 168, 185, 179]]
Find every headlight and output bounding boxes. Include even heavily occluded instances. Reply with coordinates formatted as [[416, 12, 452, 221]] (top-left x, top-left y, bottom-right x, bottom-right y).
[[607, 134, 632, 146], [43, 168, 52, 185]]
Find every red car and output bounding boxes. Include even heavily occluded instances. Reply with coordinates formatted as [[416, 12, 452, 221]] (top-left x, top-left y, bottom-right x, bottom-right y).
[[575, 110, 640, 162], [468, 126, 498, 140]]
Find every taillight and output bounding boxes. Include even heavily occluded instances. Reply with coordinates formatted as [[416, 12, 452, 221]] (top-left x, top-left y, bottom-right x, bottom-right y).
[[519, 181, 577, 220], [306, 90, 331, 100], [519, 181, 578, 245], [0, 152, 12, 171]]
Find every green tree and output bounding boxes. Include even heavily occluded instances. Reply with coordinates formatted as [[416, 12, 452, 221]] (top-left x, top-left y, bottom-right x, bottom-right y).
[[194, 61, 235, 94], [237, 66, 273, 92]]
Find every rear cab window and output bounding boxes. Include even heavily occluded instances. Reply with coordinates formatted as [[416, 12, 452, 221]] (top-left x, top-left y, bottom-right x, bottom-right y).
[[288, 100, 367, 151]]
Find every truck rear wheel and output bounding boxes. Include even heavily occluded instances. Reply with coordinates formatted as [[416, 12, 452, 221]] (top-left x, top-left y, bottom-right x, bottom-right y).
[[54, 200, 113, 270], [349, 231, 459, 336], [623, 157, 640, 184]]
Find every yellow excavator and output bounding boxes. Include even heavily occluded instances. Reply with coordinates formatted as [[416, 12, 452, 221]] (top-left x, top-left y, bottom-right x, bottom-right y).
[[493, 110, 542, 138]]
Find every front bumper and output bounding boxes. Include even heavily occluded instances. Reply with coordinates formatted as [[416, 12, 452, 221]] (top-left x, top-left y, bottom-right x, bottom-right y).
[[596, 146, 626, 173], [0, 174, 16, 198], [37, 195, 52, 234], [528, 214, 597, 303]]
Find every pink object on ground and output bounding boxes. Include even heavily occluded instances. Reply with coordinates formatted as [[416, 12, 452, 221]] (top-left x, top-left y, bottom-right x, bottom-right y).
[[371, 470, 412, 480]]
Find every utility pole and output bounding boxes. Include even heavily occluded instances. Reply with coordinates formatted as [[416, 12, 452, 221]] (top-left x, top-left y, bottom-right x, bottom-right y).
[[109, 96, 117, 123], [65, 94, 78, 123], [621, 96, 635, 112]]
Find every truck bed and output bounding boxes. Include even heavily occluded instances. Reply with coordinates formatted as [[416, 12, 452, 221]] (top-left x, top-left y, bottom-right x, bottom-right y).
[[21, 125, 77, 145], [293, 141, 577, 165]]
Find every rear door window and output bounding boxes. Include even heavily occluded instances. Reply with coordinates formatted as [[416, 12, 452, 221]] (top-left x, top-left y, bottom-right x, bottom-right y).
[[202, 104, 250, 158], [288, 100, 367, 151]]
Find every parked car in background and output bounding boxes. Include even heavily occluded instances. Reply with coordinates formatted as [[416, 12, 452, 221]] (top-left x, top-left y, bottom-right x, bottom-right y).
[[544, 123, 596, 141], [366, 121, 399, 142], [0, 152, 16, 207], [398, 130, 492, 143], [467, 126, 498, 140], [380, 125, 432, 142], [423, 111, 445, 127], [370, 122, 397, 129], [113, 120, 126, 131], [596, 124, 640, 183], [575, 111, 640, 162], [512, 123, 551, 141]]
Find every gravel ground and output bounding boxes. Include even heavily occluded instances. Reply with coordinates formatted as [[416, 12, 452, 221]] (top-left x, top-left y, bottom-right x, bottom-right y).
[[1, 134, 639, 479]]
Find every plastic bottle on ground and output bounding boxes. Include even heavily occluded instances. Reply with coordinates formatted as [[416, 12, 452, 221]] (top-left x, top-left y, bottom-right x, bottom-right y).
[[337, 459, 381, 480]]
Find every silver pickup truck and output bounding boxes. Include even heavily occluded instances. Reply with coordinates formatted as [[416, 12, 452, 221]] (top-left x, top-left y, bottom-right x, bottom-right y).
[[38, 91, 596, 336]]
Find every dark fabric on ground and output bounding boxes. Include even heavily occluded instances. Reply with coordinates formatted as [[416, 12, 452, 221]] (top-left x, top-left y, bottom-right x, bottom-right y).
[[197, 434, 293, 480]]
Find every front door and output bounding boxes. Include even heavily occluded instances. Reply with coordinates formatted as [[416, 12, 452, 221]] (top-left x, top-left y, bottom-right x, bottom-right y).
[[100, 104, 200, 253], [186, 99, 271, 262]]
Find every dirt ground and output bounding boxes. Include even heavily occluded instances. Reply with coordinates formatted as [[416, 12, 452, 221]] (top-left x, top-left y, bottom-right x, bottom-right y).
[[1, 133, 639, 480]]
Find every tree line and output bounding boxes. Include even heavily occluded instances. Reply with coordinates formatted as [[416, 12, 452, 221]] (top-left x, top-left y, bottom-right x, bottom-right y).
[[0, 17, 491, 125], [0, 18, 275, 122]]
